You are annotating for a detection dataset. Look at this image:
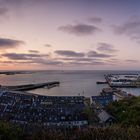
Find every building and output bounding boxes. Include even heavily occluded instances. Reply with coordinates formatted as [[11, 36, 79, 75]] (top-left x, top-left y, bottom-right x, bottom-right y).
[[98, 110, 116, 125], [91, 95, 113, 107], [0, 90, 88, 128]]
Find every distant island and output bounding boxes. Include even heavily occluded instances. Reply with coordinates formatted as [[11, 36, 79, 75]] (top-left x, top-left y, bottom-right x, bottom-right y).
[[0, 71, 33, 75]]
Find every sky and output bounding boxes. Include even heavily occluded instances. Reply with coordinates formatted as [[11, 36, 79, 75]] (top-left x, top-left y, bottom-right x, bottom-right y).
[[0, 0, 140, 70]]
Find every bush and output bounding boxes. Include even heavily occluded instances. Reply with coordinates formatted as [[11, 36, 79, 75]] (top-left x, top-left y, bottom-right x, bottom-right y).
[[106, 96, 140, 126]]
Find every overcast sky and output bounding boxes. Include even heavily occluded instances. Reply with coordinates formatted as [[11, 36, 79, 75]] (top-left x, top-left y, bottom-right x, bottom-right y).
[[0, 0, 140, 70]]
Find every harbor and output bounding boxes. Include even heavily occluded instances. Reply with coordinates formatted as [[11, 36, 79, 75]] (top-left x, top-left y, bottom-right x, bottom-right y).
[[0, 72, 139, 129], [105, 73, 140, 88], [0, 76, 130, 129], [0, 81, 60, 91]]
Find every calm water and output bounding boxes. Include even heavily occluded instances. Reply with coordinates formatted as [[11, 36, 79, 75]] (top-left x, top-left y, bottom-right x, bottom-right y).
[[0, 70, 140, 97]]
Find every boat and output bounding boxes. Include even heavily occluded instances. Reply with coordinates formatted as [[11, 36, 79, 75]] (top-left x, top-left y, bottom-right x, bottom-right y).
[[96, 81, 107, 84]]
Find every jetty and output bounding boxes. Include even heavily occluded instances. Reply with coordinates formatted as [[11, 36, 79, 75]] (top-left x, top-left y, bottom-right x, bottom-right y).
[[1, 81, 60, 91], [104, 74, 140, 88]]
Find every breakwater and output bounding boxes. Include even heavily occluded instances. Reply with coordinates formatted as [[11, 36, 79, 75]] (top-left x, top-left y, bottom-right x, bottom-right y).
[[1, 81, 60, 91]]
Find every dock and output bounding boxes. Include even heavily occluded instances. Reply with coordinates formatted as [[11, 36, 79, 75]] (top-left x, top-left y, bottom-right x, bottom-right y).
[[1, 81, 60, 91], [104, 74, 140, 88]]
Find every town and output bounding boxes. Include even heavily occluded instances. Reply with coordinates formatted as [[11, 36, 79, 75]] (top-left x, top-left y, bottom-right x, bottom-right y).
[[0, 74, 134, 129]]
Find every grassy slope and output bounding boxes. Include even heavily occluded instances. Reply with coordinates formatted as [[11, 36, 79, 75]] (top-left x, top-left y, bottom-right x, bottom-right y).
[[106, 96, 140, 126]]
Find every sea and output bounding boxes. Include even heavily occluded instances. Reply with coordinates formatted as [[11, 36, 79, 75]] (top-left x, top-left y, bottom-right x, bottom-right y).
[[0, 70, 140, 97]]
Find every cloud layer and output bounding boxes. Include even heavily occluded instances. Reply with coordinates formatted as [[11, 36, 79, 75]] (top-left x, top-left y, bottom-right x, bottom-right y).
[[97, 43, 118, 53], [88, 17, 102, 24], [0, 7, 8, 16], [0, 38, 25, 49], [113, 16, 140, 42], [45, 44, 52, 47], [55, 50, 85, 57], [2, 53, 43, 60], [87, 50, 114, 58], [58, 23, 101, 36], [28, 50, 40, 53]]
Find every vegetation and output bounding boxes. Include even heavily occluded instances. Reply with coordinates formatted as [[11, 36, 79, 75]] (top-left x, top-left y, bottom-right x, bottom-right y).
[[0, 96, 140, 140], [106, 96, 140, 126], [30, 125, 140, 140], [84, 97, 99, 124], [0, 122, 140, 140], [0, 121, 22, 140]]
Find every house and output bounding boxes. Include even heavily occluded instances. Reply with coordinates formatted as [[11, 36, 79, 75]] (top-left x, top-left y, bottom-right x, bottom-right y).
[[91, 95, 113, 107], [98, 110, 116, 125]]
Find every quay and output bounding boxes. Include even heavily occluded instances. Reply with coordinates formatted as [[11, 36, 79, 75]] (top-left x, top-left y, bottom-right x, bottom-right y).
[[1, 81, 60, 91], [104, 74, 140, 88]]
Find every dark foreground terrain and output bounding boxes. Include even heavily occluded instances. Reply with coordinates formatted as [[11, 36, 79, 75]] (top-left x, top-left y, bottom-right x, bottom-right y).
[[0, 89, 140, 140], [0, 122, 140, 140]]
